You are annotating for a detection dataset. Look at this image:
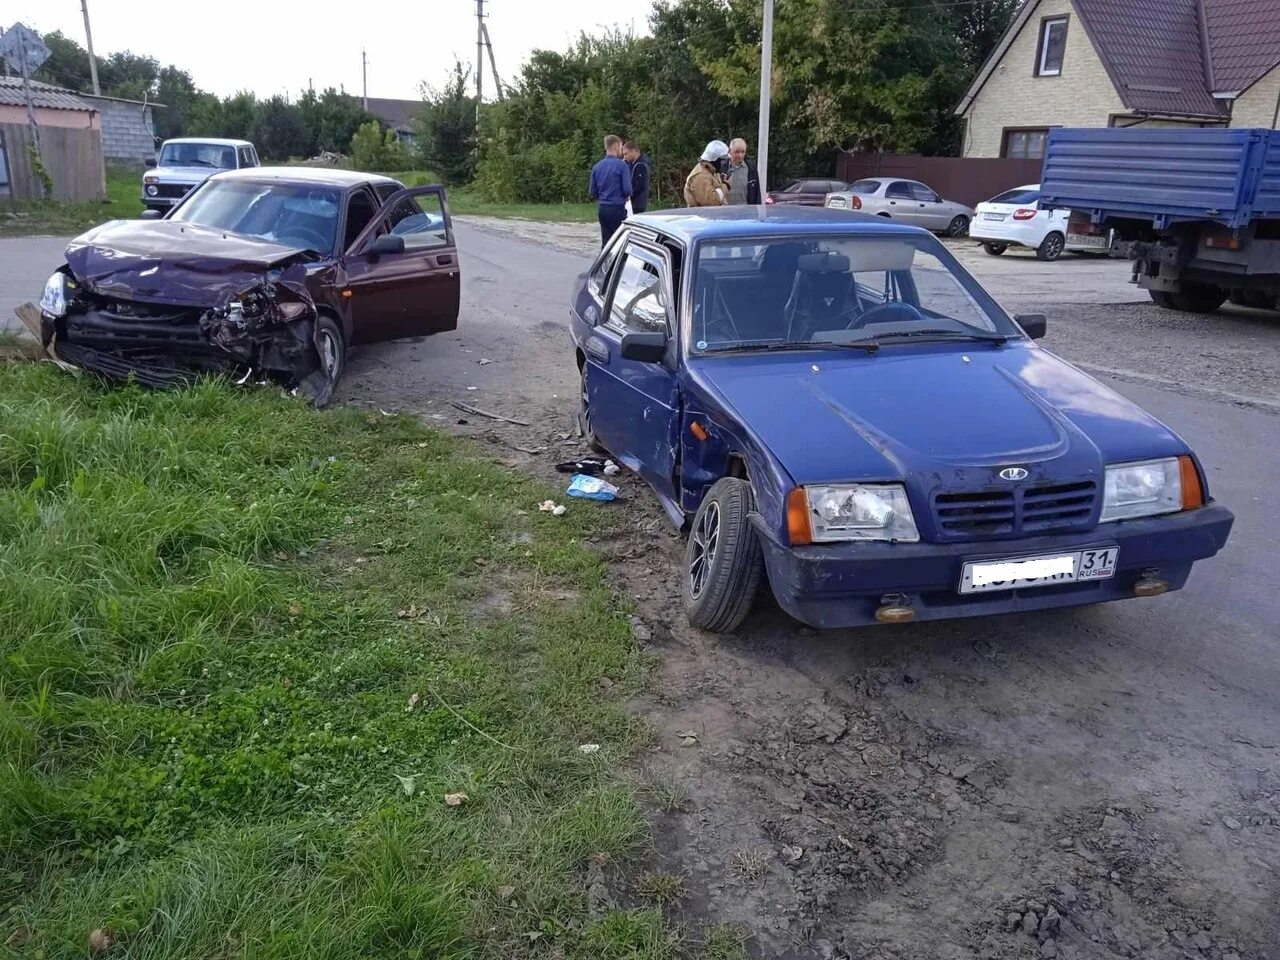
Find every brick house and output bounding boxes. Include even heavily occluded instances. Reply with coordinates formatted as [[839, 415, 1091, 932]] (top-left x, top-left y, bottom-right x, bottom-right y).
[[956, 0, 1280, 159]]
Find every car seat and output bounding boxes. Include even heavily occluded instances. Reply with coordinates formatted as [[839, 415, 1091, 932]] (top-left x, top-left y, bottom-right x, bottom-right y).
[[784, 252, 854, 341]]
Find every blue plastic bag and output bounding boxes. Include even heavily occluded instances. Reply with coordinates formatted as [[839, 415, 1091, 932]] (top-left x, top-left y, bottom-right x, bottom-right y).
[[567, 474, 619, 501]]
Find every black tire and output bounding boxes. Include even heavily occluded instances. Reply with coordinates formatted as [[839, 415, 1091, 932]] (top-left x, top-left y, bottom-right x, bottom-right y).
[[983, 243, 1007, 256], [1036, 231, 1065, 261], [1170, 282, 1227, 314], [1149, 290, 1175, 308], [577, 363, 606, 453], [301, 314, 346, 408], [947, 215, 970, 238], [683, 478, 764, 634]]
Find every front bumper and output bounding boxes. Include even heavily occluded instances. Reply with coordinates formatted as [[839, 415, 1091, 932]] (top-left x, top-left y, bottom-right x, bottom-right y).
[[753, 505, 1234, 629]]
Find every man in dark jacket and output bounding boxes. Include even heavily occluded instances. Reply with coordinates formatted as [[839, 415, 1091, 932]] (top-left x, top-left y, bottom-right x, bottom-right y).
[[623, 140, 651, 214], [588, 134, 632, 246], [727, 138, 762, 205]]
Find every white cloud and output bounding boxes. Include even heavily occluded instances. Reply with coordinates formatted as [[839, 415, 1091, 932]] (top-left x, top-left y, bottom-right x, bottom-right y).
[[5, 0, 654, 100]]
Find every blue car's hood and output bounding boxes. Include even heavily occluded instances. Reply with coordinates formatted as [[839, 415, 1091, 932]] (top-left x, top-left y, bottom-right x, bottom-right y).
[[694, 344, 1186, 486]]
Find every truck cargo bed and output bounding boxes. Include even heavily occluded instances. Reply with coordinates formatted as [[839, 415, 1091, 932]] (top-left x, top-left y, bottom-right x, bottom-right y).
[[1041, 128, 1280, 229]]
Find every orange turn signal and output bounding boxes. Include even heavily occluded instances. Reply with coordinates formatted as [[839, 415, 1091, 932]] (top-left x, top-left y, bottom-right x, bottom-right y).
[[1179, 455, 1203, 510], [689, 421, 709, 442], [341, 288, 353, 299], [787, 488, 813, 546]]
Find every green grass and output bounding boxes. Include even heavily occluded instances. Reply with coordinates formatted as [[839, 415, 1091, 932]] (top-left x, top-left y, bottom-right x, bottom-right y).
[[0, 168, 142, 238], [0, 365, 709, 958], [447, 190, 597, 223]]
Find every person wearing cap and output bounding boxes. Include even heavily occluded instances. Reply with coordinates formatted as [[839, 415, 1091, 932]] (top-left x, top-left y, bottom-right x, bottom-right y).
[[684, 140, 730, 207]]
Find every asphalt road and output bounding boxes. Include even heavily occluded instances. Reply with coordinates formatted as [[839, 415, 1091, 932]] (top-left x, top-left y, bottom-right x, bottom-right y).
[[3, 221, 1278, 959]]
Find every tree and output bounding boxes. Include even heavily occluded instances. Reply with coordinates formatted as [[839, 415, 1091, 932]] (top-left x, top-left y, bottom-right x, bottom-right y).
[[31, 31, 95, 90], [412, 60, 475, 184], [350, 120, 409, 171], [299, 88, 376, 156], [955, 0, 1022, 71], [155, 66, 198, 140], [251, 96, 309, 160], [219, 91, 257, 140]]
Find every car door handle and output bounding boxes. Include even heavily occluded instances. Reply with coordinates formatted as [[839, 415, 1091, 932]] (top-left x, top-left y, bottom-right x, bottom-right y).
[[586, 336, 610, 363], [434, 254, 453, 266]]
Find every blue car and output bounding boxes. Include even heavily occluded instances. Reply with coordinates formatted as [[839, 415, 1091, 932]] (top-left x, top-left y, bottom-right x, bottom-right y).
[[569, 207, 1234, 632]]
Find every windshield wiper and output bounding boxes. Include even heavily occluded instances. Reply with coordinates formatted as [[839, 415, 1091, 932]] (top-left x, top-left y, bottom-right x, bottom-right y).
[[872, 329, 1010, 345], [715, 339, 880, 355]]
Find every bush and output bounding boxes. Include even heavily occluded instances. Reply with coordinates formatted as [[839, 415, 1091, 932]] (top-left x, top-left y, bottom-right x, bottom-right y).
[[475, 133, 589, 204], [350, 120, 411, 173]]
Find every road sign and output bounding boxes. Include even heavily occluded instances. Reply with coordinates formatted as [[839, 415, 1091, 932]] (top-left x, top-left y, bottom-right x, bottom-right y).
[[0, 23, 51, 77]]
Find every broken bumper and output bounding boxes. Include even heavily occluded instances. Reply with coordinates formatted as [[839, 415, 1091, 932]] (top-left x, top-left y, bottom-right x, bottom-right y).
[[752, 505, 1234, 629]]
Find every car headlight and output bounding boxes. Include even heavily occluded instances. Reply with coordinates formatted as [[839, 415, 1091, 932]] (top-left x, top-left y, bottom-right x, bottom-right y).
[[145, 184, 159, 196], [40, 271, 70, 317], [802, 484, 920, 543], [1100, 458, 1182, 522]]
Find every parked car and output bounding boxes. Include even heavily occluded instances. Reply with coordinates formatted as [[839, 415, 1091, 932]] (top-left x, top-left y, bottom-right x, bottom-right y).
[[569, 207, 1233, 632], [765, 178, 848, 206], [825, 178, 973, 237], [971, 183, 1107, 261], [142, 138, 260, 215], [37, 167, 460, 406]]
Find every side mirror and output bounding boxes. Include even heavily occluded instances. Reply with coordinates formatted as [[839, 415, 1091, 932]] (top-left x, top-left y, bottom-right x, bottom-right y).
[[144, 157, 157, 168], [140, 209, 162, 220], [365, 234, 405, 257], [619, 330, 668, 363], [1015, 313, 1047, 340]]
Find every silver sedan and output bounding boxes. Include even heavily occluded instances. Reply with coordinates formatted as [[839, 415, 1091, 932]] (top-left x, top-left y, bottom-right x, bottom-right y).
[[825, 177, 974, 237]]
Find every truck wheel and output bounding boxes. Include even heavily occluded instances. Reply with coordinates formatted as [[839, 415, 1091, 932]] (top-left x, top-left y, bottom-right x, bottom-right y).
[[683, 478, 763, 634], [1149, 290, 1175, 308], [983, 243, 1007, 256], [1036, 232, 1065, 261], [1171, 282, 1227, 314]]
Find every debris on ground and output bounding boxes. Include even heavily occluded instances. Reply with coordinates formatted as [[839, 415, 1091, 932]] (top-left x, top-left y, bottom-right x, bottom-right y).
[[443, 791, 469, 806], [556, 457, 610, 475], [450, 399, 531, 425], [538, 500, 567, 516], [567, 474, 619, 501], [579, 743, 601, 754]]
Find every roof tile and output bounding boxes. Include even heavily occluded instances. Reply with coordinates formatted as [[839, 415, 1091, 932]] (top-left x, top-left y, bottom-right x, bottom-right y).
[[0, 75, 94, 112], [1202, 0, 1280, 92]]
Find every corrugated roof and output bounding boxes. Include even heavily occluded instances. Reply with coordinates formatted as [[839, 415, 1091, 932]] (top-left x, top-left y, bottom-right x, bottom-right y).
[[0, 75, 94, 112], [1202, 0, 1280, 93], [1075, 0, 1226, 117]]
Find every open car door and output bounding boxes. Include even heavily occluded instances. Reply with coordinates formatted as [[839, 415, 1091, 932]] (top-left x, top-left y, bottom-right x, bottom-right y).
[[342, 185, 460, 344]]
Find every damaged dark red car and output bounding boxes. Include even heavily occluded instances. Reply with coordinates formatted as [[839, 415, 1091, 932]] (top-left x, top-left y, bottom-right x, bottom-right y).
[[35, 167, 460, 405]]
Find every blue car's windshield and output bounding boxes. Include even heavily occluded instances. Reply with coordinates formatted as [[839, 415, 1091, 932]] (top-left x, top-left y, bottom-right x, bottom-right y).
[[170, 180, 341, 254], [692, 236, 1015, 353]]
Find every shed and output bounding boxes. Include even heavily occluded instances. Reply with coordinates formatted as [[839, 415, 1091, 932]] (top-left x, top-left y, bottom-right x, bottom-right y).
[[0, 76, 106, 201], [80, 93, 164, 164]]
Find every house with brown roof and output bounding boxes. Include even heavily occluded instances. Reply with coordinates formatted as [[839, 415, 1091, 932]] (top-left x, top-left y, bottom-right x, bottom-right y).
[[363, 96, 423, 143], [956, 0, 1280, 159], [0, 76, 106, 200]]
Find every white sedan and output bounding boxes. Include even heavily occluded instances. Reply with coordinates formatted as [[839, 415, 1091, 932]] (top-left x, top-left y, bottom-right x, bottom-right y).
[[971, 184, 1077, 261]]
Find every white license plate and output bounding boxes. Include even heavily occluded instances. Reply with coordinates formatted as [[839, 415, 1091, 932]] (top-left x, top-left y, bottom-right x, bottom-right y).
[[829, 199, 847, 208], [958, 547, 1119, 595], [982, 213, 1006, 221], [1068, 233, 1107, 248]]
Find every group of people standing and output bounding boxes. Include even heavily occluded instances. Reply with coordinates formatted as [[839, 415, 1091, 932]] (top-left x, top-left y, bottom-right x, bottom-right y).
[[587, 135, 761, 246]]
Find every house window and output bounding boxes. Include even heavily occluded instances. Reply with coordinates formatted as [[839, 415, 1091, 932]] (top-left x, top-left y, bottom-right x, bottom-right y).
[[1037, 17, 1069, 76], [1002, 128, 1050, 159]]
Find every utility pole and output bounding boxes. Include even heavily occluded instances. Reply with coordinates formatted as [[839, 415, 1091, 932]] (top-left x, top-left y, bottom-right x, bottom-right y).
[[757, 0, 774, 197], [475, 0, 485, 123], [361, 48, 368, 109], [481, 22, 503, 100], [80, 0, 100, 95]]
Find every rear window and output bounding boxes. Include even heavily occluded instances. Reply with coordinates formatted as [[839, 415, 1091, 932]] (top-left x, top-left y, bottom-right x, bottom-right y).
[[989, 187, 1040, 205], [848, 180, 882, 194]]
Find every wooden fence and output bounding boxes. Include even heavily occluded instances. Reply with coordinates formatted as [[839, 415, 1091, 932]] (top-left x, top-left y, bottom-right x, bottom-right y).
[[1, 122, 107, 202], [836, 152, 1045, 208]]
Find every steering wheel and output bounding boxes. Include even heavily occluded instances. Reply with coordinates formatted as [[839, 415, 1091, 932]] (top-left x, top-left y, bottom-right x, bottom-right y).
[[277, 224, 330, 253], [844, 301, 924, 331]]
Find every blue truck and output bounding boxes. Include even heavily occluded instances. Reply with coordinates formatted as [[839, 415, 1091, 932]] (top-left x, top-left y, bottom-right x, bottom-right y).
[[1040, 127, 1280, 312]]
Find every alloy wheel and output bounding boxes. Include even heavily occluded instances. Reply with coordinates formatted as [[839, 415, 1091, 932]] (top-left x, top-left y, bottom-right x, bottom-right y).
[[688, 501, 721, 600]]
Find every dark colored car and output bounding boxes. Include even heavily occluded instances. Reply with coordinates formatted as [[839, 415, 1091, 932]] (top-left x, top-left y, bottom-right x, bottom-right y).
[[764, 178, 848, 207], [37, 167, 460, 405], [569, 207, 1233, 632]]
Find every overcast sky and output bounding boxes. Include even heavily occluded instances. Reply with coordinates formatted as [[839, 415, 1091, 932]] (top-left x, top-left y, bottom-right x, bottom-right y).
[[7, 0, 656, 100]]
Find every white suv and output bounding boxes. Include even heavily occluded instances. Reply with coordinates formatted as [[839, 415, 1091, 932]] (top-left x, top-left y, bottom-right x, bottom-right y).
[[142, 138, 259, 216]]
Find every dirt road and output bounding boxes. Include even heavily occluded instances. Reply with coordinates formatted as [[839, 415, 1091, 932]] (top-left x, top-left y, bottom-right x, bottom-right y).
[[5, 221, 1278, 960]]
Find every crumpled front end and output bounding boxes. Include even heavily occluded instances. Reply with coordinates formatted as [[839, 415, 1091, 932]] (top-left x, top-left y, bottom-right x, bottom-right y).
[[36, 259, 337, 406]]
